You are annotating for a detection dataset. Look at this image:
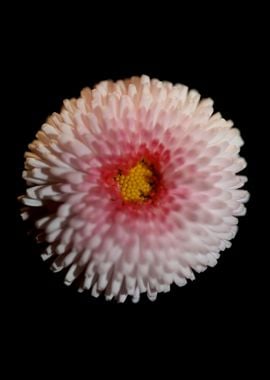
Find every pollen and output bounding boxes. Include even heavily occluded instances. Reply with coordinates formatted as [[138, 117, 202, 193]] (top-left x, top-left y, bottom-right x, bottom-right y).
[[116, 160, 156, 202]]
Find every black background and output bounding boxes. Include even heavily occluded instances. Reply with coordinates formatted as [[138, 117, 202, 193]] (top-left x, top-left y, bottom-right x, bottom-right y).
[[11, 6, 264, 353]]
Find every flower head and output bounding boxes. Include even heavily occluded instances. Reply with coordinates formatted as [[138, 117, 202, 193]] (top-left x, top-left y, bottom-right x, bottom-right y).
[[21, 75, 249, 302]]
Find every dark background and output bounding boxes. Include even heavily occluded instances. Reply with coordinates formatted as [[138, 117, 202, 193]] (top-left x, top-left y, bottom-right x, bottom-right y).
[[12, 7, 264, 347]]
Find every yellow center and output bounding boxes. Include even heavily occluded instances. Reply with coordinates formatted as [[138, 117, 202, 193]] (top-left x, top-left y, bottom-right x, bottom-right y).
[[116, 160, 155, 202]]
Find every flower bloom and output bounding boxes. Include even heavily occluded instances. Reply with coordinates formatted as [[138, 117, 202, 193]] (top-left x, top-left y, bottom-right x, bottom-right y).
[[21, 75, 249, 302]]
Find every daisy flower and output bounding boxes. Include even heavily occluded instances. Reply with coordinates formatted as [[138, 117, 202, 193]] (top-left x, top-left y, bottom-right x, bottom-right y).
[[21, 75, 249, 302]]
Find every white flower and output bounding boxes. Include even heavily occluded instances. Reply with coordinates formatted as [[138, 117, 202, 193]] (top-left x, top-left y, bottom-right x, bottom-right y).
[[21, 75, 249, 302]]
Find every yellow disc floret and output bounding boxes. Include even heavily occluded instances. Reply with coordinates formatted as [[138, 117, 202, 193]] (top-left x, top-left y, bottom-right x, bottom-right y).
[[116, 160, 155, 202]]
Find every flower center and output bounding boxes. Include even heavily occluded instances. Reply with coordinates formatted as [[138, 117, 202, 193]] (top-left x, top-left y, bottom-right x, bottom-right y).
[[116, 160, 157, 202]]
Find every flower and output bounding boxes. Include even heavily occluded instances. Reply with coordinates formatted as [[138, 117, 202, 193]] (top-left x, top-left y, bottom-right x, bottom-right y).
[[21, 75, 249, 303]]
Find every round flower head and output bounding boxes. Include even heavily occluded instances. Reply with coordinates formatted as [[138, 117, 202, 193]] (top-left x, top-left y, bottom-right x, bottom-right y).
[[21, 75, 249, 303]]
